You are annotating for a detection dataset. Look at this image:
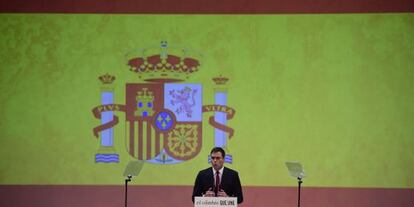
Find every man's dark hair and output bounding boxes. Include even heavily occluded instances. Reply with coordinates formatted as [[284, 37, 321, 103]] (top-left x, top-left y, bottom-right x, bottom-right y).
[[210, 147, 225, 158]]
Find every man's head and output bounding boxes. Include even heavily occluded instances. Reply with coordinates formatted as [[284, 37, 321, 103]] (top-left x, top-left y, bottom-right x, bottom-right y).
[[210, 147, 225, 171]]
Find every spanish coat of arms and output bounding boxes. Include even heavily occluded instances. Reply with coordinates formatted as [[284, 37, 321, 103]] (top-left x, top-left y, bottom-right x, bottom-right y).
[[92, 42, 236, 164]]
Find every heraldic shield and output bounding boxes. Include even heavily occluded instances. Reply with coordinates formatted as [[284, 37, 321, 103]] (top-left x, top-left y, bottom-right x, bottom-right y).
[[125, 82, 202, 164]]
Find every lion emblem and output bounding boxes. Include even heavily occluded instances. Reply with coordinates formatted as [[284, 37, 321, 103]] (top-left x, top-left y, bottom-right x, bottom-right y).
[[169, 86, 198, 118]]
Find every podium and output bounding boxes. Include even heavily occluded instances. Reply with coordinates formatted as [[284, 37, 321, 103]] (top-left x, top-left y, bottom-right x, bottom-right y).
[[194, 197, 237, 207]]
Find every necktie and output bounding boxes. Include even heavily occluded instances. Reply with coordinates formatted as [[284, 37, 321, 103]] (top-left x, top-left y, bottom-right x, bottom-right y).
[[215, 171, 220, 196]]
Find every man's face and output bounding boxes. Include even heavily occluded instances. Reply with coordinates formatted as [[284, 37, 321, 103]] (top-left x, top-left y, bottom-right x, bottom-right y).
[[211, 151, 224, 171]]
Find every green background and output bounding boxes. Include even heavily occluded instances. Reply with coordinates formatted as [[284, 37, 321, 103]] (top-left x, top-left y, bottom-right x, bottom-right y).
[[1, 14, 413, 188]]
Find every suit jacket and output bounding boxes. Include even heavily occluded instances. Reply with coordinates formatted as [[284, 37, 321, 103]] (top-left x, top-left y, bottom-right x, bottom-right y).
[[192, 167, 243, 204]]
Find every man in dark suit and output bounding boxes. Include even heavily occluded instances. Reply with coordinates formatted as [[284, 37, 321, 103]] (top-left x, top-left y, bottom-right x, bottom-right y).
[[192, 147, 243, 204]]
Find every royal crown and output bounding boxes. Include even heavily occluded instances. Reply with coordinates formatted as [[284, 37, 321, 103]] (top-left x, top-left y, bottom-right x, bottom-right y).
[[212, 75, 229, 85], [99, 73, 116, 84], [127, 41, 202, 83]]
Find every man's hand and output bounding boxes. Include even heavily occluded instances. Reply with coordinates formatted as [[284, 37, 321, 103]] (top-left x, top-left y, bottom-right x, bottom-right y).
[[217, 189, 228, 197], [203, 188, 215, 197]]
